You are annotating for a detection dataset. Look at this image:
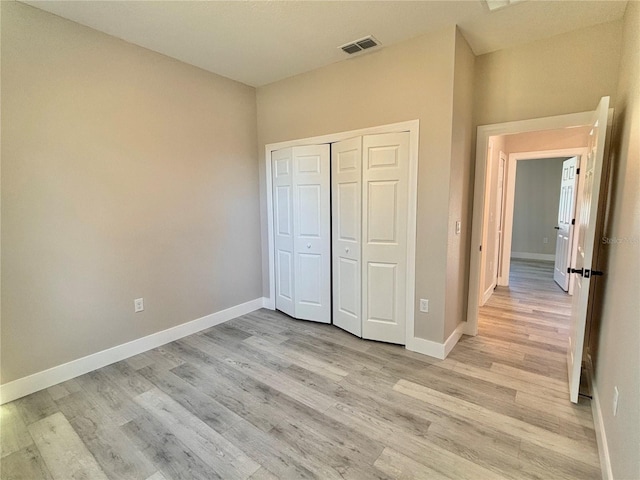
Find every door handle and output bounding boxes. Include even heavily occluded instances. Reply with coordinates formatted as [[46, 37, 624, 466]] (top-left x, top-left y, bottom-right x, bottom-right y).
[[583, 269, 604, 278], [554, 226, 560, 230], [345, 247, 350, 253], [306, 243, 311, 249], [570, 268, 584, 276]]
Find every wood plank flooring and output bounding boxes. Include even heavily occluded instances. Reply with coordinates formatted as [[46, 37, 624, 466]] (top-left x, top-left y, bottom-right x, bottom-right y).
[[0, 260, 600, 479]]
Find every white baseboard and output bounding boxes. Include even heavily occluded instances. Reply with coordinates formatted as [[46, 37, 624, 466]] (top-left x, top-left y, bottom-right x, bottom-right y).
[[511, 252, 555, 261], [591, 380, 613, 480], [262, 296, 275, 310], [481, 284, 495, 305], [406, 323, 465, 360], [444, 322, 465, 358], [0, 297, 267, 405]]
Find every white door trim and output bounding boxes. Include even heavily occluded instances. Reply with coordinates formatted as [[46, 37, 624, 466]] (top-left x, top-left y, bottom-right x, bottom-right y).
[[501, 148, 588, 288], [466, 111, 593, 336], [264, 120, 419, 346]]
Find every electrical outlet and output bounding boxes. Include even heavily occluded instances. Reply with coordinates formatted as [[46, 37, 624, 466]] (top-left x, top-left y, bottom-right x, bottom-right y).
[[613, 386, 619, 416], [134, 298, 144, 313], [419, 299, 429, 313]]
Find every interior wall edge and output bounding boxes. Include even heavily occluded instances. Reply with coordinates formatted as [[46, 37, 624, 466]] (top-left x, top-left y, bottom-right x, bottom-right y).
[[406, 320, 464, 360], [591, 376, 614, 480]]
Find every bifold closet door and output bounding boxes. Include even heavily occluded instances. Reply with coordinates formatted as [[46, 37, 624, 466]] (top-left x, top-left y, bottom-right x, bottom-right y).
[[273, 148, 296, 318], [332, 137, 362, 337], [273, 145, 331, 323], [362, 132, 410, 344]]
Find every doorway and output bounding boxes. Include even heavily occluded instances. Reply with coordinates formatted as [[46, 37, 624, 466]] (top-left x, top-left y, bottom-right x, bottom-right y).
[[467, 98, 612, 403], [500, 147, 589, 292], [468, 110, 594, 334]]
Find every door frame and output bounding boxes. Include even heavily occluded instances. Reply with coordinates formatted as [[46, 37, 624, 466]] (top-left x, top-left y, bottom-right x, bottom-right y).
[[500, 148, 588, 288], [466, 111, 593, 336], [264, 120, 419, 346]]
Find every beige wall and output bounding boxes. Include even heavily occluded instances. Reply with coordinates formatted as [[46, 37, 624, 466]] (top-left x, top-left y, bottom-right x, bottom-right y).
[[474, 20, 623, 126], [592, 2, 640, 478], [1, 2, 262, 384], [511, 157, 565, 256], [257, 27, 460, 343], [444, 29, 475, 338]]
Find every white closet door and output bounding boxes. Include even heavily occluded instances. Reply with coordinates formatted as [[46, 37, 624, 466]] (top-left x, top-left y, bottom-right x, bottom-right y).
[[272, 147, 295, 317], [362, 132, 409, 344], [292, 145, 331, 323], [332, 137, 362, 337]]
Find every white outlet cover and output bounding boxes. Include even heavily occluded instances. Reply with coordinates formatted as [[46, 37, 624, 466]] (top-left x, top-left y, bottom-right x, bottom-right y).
[[134, 298, 144, 313], [419, 299, 429, 313], [613, 386, 619, 416]]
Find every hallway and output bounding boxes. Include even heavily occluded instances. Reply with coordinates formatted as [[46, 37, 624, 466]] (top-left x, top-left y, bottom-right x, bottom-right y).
[[477, 259, 573, 383]]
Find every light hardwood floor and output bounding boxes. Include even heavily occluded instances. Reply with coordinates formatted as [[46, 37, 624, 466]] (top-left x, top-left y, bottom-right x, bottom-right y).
[[0, 260, 600, 479]]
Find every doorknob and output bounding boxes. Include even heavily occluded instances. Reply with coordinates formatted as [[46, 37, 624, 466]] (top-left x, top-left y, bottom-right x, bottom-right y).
[[583, 269, 604, 278], [345, 247, 350, 253], [554, 226, 560, 230], [306, 243, 311, 249], [570, 268, 584, 276]]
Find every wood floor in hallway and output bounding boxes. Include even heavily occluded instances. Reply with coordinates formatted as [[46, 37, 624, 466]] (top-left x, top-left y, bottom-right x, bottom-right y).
[[1, 260, 600, 479]]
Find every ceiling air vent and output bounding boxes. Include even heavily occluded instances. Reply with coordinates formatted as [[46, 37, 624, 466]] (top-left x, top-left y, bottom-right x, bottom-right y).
[[485, 0, 525, 12], [340, 36, 380, 55]]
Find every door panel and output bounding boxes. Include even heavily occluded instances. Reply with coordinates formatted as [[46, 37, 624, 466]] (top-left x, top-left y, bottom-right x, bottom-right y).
[[297, 253, 322, 305], [293, 145, 331, 323], [554, 157, 579, 292], [362, 132, 409, 344], [367, 262, 397, 323], [297, 185, 321, 236], [567, 97, 609, 403], [337, 257, 359, 317], [276, 251, 293, 301], [273, 148, 295, 317], [338, 183, 359, 241], [275, 186, 292, 236], [332, 137, 362, 336], [367, 181, 399, 243]]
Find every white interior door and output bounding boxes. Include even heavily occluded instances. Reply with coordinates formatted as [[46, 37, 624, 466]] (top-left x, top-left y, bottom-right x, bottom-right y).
[[495, 153, 506, 282], [273, 145, 331, 323], [362, 132, 409, 344], [553, 156, 579, 292], [332, 137, 362, 336], [273, 148, 296, 317], [567, 97, 609, 403]]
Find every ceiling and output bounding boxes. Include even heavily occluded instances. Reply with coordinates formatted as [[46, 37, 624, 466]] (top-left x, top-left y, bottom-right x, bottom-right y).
[[22, 0, 627, 87]]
